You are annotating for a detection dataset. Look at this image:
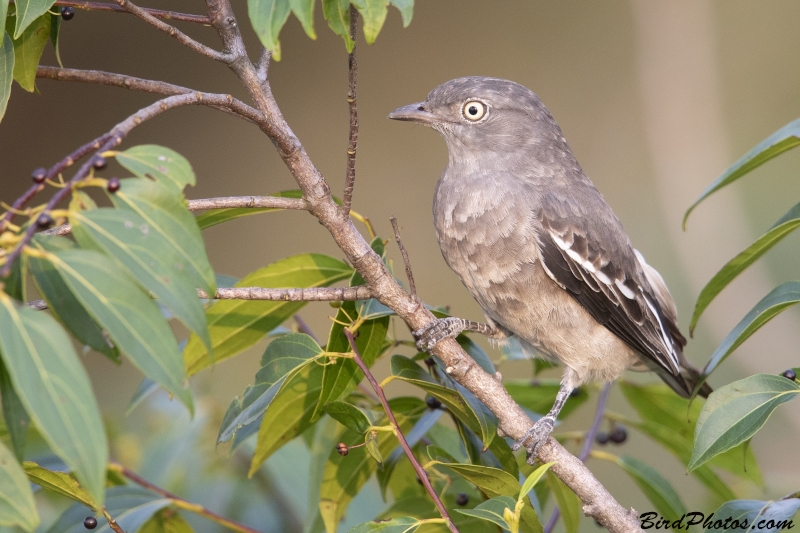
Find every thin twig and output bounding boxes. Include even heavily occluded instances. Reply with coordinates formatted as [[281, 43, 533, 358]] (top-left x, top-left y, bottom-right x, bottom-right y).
[[390, 216, 416, 297], [114, 0, 231, 62], [344, 329, 460, 533], [256, 47, 271, 83], [544, 382, 613, 533], [101, 508, 124, 533], [48, 0, 210, 23], [340, 5, 359, 219], [1, 93, 216, 277], [36, 66, 263, 124], [111, 463, 260, 533], [293, 314, 319, 343]]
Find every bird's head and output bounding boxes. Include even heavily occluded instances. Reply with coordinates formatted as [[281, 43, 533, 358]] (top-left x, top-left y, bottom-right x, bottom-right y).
[[389, 76, 570, 167]]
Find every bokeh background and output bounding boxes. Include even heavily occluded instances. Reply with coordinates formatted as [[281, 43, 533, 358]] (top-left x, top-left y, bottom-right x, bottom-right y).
[[1, 0, 799, 531]]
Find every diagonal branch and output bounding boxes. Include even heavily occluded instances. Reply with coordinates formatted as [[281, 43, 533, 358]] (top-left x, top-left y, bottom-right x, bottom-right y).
[[36, 66, 262, 123], [114, 0, 232, 62], [51, 1, 210, 23], [340, 5, 359, 219], [345, 329, 460, 533]]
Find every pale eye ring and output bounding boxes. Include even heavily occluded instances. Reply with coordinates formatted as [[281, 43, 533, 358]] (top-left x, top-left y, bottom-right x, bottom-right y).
[[462, 100, 487, 121]]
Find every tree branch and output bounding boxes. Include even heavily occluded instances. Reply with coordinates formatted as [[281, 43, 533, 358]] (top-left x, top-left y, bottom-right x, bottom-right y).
[[390, 216, 416, 297], [202, 0, 643, 530], [340, 5, 358, 218], [36, 66, 263, 124], [114, 0, 232, 62], [345, 329, 460, 533], [110, 463, 261, 533], [49, 1, 211, 24]]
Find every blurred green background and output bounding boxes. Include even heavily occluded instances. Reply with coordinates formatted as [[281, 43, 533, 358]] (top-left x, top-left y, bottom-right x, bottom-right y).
[[1, 0, 799, 530]]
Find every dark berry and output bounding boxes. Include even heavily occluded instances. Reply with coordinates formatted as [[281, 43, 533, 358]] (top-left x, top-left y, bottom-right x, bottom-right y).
[[36, 213, 54, 229], [782, 369, 797, 381], [336, 442, 348, 456], [32, 167, 47, 184], [595, 431, 609, 445], [92, 157, 107, 170], [456, 493, 469, 506], [570, 387, 582, 398], [61, 6, 75, 20], [83, 516, 97, 529], [426, 396, 442, 410], [424, 357, 435, 367], [416, 476, 423, 485], [107, 177, 121, 193], [609, 426, 627, 444]]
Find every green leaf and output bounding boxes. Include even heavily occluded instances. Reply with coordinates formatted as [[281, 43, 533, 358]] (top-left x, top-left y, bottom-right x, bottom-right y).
[[699, 282, 800, 386], [0, 31, 13, 123], [596, 452, 686, 520], [457, 335, 495, 374], [323, 401, 372, 434], [23, 462, 96, 508], [390, 355, 498, 452], [44, 486, 161, 533], [95, 499, 172, 533], [0, 443, 38, 531], [184, 253, 351, 376], [347, 517, 421, 533], [28, 235, 119, 361], [351, 0, 387, 44], [195, 190, 303, 230], [48, 249, 193, 411], [684, 117, 800, 228], [433, 462, 542, 533], [519, 462, 554, 502], [322, 0, 354, 52], [620, 381, 762, 487], [11, 14, 49, 92], [0, 295, 107, 507], [289, 0, 316, 38], [703, 498, 800, 533], [691, 202, 800, 333], [319, 397, 425, 533], [49, 11, 61, 66], [114, 145, 196, 192], [219, 333, 322, 444], [111, 178, 215, 295], [505, 379, 588, 418], [546, 471, 580, 533], [0, 254, 24, 301], [70, 206, 211, 351], [12, 0, 53, 38], [0, 362, 29, 461], [126, 378, 158, 416], [389, 0, 413, 26], [456, 495, 515, 531], [689, 374, 800, 471], [0, 1, 8, 29], [365, 434, 382, 465], [140, 509, 194, 533], [248, 0, 291, 61], [315, 290, 390, 420], [249, 363, 325, 473]]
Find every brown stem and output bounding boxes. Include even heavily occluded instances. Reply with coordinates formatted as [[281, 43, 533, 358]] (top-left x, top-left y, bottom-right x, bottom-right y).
[[101, 508, 124, 533], [114, 0, 231, 62], [112, 463, 260, 533], [49, 1, 211, 23], [344, 329, 460, 533], [36, 66, 262, 124], [390, 216, 416, 297], [340, 5, 359, 219]]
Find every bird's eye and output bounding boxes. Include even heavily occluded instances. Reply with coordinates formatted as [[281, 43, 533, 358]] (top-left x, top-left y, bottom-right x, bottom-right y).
[[462, 100, 487, 121]]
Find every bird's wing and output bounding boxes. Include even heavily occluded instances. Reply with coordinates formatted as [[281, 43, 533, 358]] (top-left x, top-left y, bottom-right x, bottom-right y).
[[536, 192, 682, 377]]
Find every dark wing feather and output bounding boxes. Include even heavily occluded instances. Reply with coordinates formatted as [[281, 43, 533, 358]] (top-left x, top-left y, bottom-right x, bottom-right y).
[[537, 192, 684, 383]]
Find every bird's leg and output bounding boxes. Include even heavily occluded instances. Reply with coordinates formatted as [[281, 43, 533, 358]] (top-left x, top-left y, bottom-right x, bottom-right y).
[[413, 317, 504, 351], [511, 382, 573, 464]]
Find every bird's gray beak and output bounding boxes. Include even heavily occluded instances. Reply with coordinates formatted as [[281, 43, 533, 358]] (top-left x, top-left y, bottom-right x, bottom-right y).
[[388, 102, 437, 125]]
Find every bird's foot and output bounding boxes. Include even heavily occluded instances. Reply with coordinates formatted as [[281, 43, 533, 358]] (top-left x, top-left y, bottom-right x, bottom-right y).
[[413, 317, 466, 351], [511, 415, 555, 464]]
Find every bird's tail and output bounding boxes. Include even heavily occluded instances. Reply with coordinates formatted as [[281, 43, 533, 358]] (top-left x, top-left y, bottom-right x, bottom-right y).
[[656, 351, 713, 399]]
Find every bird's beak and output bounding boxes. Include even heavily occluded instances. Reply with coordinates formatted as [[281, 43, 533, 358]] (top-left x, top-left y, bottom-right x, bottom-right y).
[[388, 102, 437, 125]]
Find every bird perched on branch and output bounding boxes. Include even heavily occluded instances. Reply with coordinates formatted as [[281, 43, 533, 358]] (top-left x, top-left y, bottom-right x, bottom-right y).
[[389, 76, 711, 461]]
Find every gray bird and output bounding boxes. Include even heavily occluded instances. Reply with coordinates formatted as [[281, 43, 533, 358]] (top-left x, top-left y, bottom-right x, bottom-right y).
[[388, 76, 711, 460]]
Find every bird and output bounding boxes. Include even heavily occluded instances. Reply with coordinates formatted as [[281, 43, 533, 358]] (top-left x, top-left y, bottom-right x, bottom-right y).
[[388, 76, 711, 461]]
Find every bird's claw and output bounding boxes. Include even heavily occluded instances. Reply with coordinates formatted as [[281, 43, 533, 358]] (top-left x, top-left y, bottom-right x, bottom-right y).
[[413, 317, 464, 351], [511, 415, 555, 464]]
